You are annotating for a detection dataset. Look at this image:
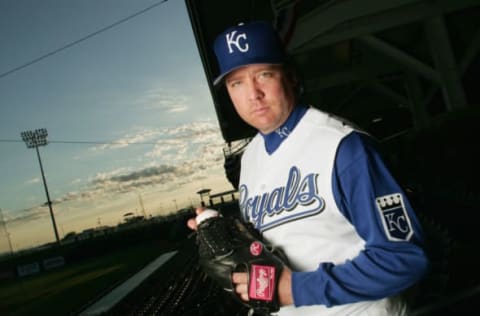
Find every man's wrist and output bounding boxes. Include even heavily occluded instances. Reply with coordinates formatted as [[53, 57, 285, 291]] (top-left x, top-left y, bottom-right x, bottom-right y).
[[278, 268, 294, 306]]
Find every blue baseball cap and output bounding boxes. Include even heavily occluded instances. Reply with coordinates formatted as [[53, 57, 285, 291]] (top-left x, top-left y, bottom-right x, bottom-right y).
[[213, 21, 286, 85]]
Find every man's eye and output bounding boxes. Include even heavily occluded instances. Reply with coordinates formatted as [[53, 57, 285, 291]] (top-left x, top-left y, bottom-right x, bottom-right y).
[[259, 71, 273, 78], [229, 80, 241, 88], [257, 71, 275, 81]]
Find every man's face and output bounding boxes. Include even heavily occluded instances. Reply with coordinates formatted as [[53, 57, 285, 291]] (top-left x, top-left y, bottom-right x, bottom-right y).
[[225, 64, 296, 134]]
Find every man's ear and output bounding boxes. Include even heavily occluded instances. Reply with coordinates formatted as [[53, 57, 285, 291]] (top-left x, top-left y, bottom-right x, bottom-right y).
[[283, 63, 304, 99], [290, 72, 304, 100]]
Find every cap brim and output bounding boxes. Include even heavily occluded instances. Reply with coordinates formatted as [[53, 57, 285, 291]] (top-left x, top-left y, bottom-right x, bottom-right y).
[[213, 61, 283, 86], [213, 64, 245, 86]]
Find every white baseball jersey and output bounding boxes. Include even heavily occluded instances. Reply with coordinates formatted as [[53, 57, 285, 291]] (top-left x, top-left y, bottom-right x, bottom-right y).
[[239, 106, 429, 315]]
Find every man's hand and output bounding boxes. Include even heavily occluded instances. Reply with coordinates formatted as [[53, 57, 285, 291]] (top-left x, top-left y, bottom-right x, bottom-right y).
[[233, 268, 293, 306], [187, 207, 205, 231], [187, 207, 294, 313]]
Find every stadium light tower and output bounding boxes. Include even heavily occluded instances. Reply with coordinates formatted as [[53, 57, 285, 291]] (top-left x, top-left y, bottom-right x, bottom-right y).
[[21, 128, 60, 245], [0, 208, 14, 256]]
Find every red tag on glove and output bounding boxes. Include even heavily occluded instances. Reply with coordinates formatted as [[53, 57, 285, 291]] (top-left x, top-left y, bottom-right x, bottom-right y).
[[250, 241, 263, 256], [249, 264, 276, 301]]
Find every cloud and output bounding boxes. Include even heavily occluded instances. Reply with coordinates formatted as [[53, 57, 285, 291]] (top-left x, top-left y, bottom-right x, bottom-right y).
[[87, 119, 221, 154], [89, 128, 160, 151], [71, 178, 82, 185], [87, 121, 225, 193], [4, 205, 47, 226], [138, 86, 191, 113], [94, 165, 178, 185], [25, 177, 40, 185], [167, 105, 188, 113], [9, 120, 228, 227], [62, 121, 224, 201]]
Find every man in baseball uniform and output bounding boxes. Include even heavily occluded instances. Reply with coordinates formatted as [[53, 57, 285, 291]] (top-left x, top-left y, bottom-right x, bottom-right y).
[[199, 20, 429, 315]]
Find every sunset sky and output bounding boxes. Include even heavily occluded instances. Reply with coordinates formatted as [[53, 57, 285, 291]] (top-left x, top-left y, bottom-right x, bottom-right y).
[[0, 0, 234, 253]]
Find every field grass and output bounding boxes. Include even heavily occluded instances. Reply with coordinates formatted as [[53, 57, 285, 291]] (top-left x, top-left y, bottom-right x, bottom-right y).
[[0, 240, 175, 316]]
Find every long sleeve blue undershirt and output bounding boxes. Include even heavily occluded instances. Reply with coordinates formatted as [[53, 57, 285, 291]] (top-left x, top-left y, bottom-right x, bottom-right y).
[[291, 131, 429, 307]]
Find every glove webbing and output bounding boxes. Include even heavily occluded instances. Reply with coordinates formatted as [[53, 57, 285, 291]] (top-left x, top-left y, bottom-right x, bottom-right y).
[[197, 216, 240, 258]]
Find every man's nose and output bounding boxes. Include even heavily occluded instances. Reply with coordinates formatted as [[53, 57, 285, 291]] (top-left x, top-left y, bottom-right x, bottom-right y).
[[247, 80, 264, 100]]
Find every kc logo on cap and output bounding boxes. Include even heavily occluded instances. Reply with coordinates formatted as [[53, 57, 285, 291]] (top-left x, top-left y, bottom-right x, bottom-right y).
[[213, 21, 286, 85], [226, 29, 249, 53]]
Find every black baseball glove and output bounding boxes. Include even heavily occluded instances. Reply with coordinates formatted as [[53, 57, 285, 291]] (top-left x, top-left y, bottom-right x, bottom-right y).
[[195, 211, 286, 315]]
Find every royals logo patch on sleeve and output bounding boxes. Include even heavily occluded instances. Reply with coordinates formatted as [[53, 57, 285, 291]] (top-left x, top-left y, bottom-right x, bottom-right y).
[[376, 193, 413, 241]]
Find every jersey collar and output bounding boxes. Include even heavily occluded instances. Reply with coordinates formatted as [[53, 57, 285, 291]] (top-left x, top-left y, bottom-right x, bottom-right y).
[[261, 105, 308, 155]]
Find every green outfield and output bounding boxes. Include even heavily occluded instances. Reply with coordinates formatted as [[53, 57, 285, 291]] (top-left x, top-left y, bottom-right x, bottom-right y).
[[0, 240, 174, 316]]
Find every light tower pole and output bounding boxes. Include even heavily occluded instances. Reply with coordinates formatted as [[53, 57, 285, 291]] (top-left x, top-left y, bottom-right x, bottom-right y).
[[21, 128, 60, 245], [0, 208, 14, 256]]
